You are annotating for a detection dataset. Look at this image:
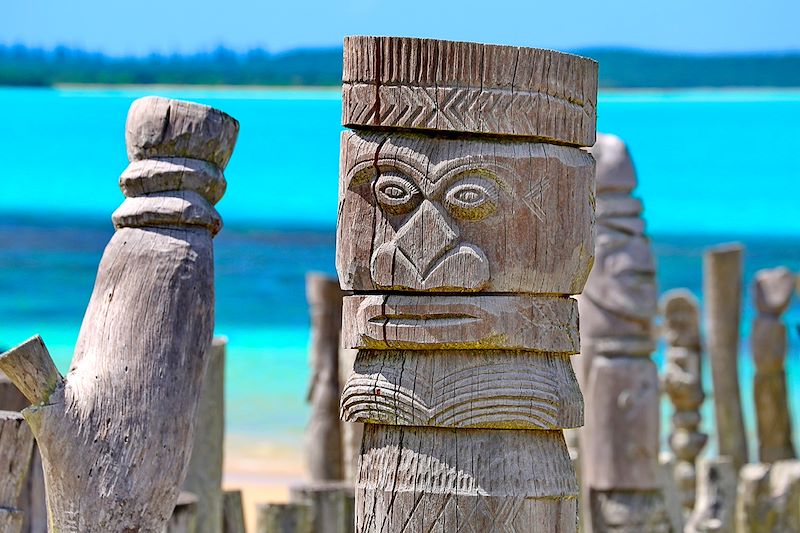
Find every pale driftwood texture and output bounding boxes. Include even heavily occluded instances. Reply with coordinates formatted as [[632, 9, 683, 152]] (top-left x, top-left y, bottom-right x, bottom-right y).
[[165, 492, 199, 533], [737, 460, 800, 532], [290, 482, 355, 533], [751, 267, 796, 463], [341, 36, 598, 146], [578, 133, 667, 532], [338, 347, 362, 483], [661, 289, 707, 514], [0, 96, 239, 532], [703, 243, 749, 471], [183, 337, 227, 533], [221, 491, 246, 533], [256, 503, 313, 533], [337, 36, 597, 533], [0, 411, 35, 533], [1, 372, 47, 533], [659, 453, 685, 533], [342, 294, 579, 352], [686, 457, 737, 533], [306, 273, 344, 481]]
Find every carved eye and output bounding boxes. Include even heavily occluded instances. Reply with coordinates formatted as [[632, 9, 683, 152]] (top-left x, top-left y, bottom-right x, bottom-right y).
[[374, 173, 420, 215], [444, 175, 498, 220]]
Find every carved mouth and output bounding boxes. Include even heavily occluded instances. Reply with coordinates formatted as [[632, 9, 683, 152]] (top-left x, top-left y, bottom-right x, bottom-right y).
[[368, 313, 480, 328]]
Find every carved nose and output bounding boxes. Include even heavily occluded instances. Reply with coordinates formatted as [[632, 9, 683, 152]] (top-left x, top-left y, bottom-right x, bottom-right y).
[[394, 200, 458, 277]]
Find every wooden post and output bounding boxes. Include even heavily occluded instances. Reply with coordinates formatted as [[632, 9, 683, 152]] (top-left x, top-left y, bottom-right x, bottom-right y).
[[0, 411, 35, 533], [166, 492, 199, 533], [290, 482, 355, 533], [255, 503, 313, 533], [751, 267, 796, 463], [1, 372, 47, 533], [685, 457, 737, 532], [221, 490, 246, 533], [183, 336, 227, 533], [737, 460, 800, 532], [703, 243, 749, 470], [578, 134, 669, 531], [306, 273, 344, 481], [338, 347, 362, 483], [661, 289, 707, 514], [0, 96, 239, 532], [337, 36, 597, 531]]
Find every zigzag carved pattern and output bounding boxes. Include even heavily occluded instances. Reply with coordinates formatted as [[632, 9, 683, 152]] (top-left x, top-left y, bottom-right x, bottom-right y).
[[343, 83, 595, 146]]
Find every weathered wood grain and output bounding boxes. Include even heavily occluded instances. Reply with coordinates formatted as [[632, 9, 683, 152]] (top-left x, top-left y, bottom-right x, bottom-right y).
[[751, 267, 796, 463], [685, 457, 737, 533], [0, 96, 239, 532], [0, 411, 35, 533], [306, 273, 344, 482], [221, 490, 246, 533], [338, 36, 595, 533], [737, 460, 800, 532], [342, 294, 579, 352], [578, 133, 667, 533], [183, 337, 227, 533], [336, 131, 595, 295], [338, 347, 363, 483], [342, 350, 582, 430], [703, 243, 749, 470], [661, 289, 707, 515], [342, 36, 598, 146]]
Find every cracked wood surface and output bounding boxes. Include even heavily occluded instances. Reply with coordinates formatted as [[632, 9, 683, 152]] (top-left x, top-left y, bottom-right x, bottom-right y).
[[0, 96, 239, 532], [341, 294, 579, 352], [342, 36, 597, 146], [0, 411, 35, 533], [338, 36, 595, 533]]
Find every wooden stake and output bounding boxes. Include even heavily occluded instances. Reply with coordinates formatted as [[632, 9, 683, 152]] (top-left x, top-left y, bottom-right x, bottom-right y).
[[661, 289, 707, 514], [751, 267, 796, 463], [290, 482, 355, 533], [166, 492, 199, 533], [0, 96, 239, 532], [578, 134, 669, 531], [737, 460, 800, 532], [686, 457, 737, 532], [221, 490, 246, 533], [306, 273, 344, 481], [0, 411, 35, 533], [255, 503, 313, 533], [183, 337, 228, 533], [703, 243, 749, 470], [337, 36, 597, 532]]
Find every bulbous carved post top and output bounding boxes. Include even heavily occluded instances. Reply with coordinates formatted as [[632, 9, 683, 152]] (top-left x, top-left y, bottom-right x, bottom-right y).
[[116, 96, 239, 235]]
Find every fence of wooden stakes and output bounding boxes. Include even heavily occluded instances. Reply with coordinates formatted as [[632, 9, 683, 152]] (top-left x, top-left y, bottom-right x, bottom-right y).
[[3, 35, 800, 533]]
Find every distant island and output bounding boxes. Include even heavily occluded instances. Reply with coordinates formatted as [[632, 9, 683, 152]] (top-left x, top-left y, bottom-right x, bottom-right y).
[[1, 45, 799, 88]]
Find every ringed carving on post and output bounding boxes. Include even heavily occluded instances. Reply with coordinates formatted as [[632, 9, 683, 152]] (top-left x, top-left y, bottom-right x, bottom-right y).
[[337, 36, 597, 532]]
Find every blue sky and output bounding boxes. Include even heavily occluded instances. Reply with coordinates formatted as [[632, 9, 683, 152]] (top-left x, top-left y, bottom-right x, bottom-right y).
[[2, 0, 798, 55]]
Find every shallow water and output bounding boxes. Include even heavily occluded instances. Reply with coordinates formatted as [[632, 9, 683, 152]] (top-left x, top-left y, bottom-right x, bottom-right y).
[[0, 87, 798, 459]]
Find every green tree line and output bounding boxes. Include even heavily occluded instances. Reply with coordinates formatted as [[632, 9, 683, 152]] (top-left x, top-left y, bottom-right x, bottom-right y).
[[1, 45, 798, 88]]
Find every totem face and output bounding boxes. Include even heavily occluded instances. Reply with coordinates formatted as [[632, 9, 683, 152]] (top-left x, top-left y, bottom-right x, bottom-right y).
[[583, 226, 657, 322], [337, 131, 595, 295]]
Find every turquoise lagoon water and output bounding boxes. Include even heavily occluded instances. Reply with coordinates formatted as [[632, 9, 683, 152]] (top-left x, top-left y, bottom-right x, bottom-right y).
[[0, 87, 799, 456]]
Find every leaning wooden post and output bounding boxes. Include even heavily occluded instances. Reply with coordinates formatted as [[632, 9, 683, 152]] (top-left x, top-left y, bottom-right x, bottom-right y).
[[183, 336, 228, 533], [703, 243, 749, 470], [661, 289, 707, 514], [338, 36, 597, 531], [751, 267, 796, 463], [0, 411, 35, 533], [578, 133, 669, 531], [306, 273, 344, 481], [0, 96, 239, 532], [685, 457, 737, 532]]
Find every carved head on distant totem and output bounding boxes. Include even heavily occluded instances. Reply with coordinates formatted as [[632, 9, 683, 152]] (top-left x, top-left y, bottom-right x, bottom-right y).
[[336, 132, 596, 295]]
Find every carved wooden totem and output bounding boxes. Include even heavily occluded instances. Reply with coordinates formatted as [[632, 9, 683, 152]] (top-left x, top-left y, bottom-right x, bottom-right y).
[[0, 96, 239, 532], [337, 36, 598, 532], [660, 289, 707, 514], [751, 267, 796, 463], [578, 134, 668, 532]]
